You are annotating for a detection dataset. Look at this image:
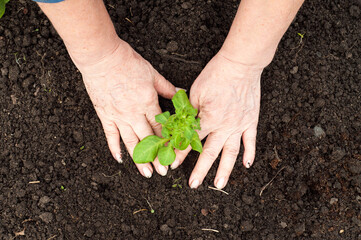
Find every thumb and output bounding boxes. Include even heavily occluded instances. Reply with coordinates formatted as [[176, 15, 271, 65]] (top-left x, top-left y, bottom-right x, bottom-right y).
[[153, 70, 176, 99], [189, 83, 200, 113]]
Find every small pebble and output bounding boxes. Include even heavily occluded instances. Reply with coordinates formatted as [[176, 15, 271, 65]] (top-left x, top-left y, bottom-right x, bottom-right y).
[[84, 229, 94, 237], [38, 196, 51, 206], [181, 2, 192, 9], [39, 212, 53, 224], [290, 66, 298, 74], [166, 40, 179, 52], [313, 125, 326, 138], [160, 224, 170, 233], [280, 222, 287, 228], [330, 198, 338, 205]]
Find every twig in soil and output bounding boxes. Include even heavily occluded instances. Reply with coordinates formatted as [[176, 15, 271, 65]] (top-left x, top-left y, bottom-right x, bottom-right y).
[[208, 186, 229, 195], [125, 17, 134, 25], [201, 228, 219, 233], [273, 146, 281, 162], [144, 198, 155, 213], [259, 166, 286, 197], [22, 219, 35, 224], [160, 54, 201, 64], [270, 146, 282, 169], [47, 235, 57, 240], [11, 228, 25, 240], [28, 181, 40, 184], [36, 51, 47, 79], [171, 52, 187, 57], [133, 209, 148, 215], [101, 171, 121, 178]]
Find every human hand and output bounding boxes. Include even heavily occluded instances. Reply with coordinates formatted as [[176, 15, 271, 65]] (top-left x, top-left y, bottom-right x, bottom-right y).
[[75, 39, 176, 178], [171, 52, 263, 189]]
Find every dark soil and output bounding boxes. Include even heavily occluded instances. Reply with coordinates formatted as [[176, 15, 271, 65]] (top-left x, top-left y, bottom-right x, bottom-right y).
[[1, 0, 361, 239]]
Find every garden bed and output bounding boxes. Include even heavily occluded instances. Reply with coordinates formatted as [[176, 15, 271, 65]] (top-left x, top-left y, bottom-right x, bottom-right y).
[[0, 0, 360, 239]]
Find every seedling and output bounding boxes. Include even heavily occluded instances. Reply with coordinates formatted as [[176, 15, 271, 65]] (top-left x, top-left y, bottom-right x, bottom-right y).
[[172, 177, 182, 189], [0, 0, 9, 19], [60, 185, 65, 191], [297, 32, 305, 45], [145, 199, 155, 214], [133, 90, 202, 166], [80, 146, 85, 150]]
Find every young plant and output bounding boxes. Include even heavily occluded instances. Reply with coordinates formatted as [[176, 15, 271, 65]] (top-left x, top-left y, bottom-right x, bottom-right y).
[[0, 0, 10, 19], [133, 90, 202, 166]]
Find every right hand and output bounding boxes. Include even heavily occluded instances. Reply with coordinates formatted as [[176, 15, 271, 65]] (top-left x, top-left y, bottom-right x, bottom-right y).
[[73, 38, 176, 178]]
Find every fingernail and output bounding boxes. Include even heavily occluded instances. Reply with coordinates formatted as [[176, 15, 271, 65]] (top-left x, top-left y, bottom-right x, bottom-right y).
[[215, 178, 225, 189], [143, 168, 152, 178], [158, 165, 168, 176], [115, 153, 122, 163], [170, 160, 179, 170], [175, 87, 187, 92], [190, 179, 199, 189], [246, 160, 252, 168]]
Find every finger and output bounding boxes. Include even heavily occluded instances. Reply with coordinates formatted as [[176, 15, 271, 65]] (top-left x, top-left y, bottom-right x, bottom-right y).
[[242, 127, 257, 168], [189, 132, 228, 189], [130, 117, 168, 176], [145, 105, 170, 176], [102, 121, 122, 163], [145, 105, 163, 137], [189, 85, 200, 110], [171, 130, 208, 170], [171, 146, 192, 170], [131, 116, 156, 140], [153, 70, 176, 99], [117, 123, 154, 178], [214, 134, 241, 189]]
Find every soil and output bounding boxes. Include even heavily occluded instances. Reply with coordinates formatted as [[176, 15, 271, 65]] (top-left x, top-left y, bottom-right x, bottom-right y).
[[0, 0, 360, 239]]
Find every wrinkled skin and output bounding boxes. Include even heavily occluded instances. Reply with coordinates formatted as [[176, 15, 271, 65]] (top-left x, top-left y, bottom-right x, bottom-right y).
[[79, 40, 176, 178], [170, 52, 263, 189]]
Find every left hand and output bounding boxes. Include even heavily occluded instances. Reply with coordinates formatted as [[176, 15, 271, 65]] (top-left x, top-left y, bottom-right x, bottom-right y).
[[171, 52, 263, 189]]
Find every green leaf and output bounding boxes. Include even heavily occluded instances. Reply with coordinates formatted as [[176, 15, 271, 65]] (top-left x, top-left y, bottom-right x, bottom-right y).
[[184, 126, 194, 141], [186, 105, 198, 117], [170, 133, 181, 149], [0, 0, 6, 19], [178, 137, 190, 150], [172, 90, 192, 112], [155, 111, 170, 124], [5, 0, 9, 3], [193, 118, 201, 130], [158, 144, 176, 166], [133, 135, 164, 164], [161, 127, 171, 138], [190, 132, 202, 153]]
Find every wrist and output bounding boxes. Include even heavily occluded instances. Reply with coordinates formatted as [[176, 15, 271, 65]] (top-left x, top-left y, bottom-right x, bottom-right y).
[[73, 38, 137, 78], [67, 35, 124, 70], [219, 37, 277, 69]]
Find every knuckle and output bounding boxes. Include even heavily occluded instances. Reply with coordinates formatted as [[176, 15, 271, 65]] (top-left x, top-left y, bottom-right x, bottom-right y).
[[202, 148, 219, 160], [144, 91, 158, 105], [224, 145, 239, 156], [150, 121, 161, 130], [103, 126, 118, 137], [121, 135, 139, 147]]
